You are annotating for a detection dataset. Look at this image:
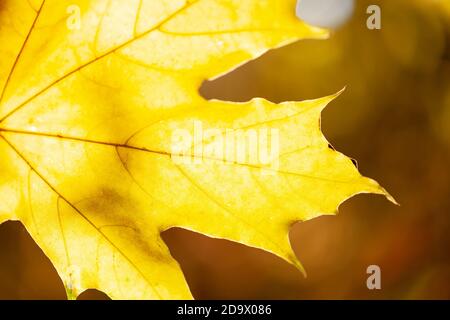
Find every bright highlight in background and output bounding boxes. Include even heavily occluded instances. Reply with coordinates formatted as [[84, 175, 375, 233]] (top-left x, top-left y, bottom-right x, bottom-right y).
[[296, 0, 355, 29]]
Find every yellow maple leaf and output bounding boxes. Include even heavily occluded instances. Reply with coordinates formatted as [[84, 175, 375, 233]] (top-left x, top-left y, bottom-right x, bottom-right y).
[[0, 0, 394, 299]]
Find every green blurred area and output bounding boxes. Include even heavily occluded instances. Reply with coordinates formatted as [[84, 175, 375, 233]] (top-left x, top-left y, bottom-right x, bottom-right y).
[[1, 0, 449, 299]]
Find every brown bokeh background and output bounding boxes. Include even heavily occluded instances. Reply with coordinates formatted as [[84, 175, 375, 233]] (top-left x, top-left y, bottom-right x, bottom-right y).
[[1, 0, 449, 300]]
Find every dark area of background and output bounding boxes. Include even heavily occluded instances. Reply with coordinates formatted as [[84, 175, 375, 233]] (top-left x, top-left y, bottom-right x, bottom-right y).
[[1, 0, 449, 299]]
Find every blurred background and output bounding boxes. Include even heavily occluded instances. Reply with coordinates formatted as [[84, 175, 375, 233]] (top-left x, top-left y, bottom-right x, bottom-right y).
[[1, 0, 449, 299]]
